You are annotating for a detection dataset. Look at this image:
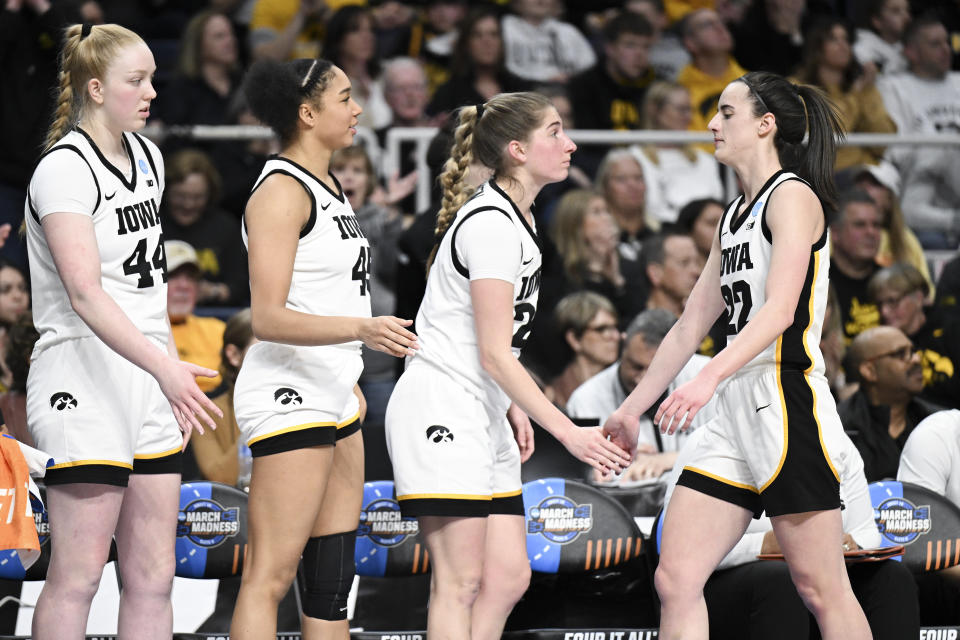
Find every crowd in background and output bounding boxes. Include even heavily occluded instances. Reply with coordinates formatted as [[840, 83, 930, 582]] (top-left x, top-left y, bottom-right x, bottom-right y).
[[3, 0, 960, 631]]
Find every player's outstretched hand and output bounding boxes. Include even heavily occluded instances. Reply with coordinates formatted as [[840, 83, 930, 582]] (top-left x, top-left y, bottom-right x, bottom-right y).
[[156, 359, 223, 447], [602, 409, 642, 457], [655, 374, 718, 435], [562, 425, 631, 477], [359, 316, 419, 358]]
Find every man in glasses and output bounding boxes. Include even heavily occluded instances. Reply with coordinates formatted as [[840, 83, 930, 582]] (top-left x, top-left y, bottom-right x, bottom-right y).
[[839, 325, 944, 482]]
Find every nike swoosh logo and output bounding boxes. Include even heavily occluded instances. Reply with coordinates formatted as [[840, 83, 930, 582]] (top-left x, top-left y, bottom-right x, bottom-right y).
[[105, 192, 117, 200], [756, 403, 771, 413], [720, 231, 728, 237], [321, 202, 331, 211], [522, 257, 534, 265]]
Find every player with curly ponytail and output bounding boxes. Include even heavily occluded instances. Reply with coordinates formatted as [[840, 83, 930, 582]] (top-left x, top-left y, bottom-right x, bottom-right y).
[[385, 93, 632, 639], [24, 23, 222, 640], [606, 72, 871, 638]]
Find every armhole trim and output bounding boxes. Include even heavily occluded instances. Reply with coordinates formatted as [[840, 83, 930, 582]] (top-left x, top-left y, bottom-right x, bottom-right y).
[[449, 206, 513, 278]]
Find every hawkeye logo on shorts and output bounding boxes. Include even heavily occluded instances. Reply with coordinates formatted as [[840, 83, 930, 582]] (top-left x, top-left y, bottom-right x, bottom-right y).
[[875, 497, 931, 545], [527, 495, 593, 544], [425, 425, 454, 443], [358, 498, 419, 547], [274, 388, 303, 406], [177, 499, 240, 548], [49, 392, 77, 411]]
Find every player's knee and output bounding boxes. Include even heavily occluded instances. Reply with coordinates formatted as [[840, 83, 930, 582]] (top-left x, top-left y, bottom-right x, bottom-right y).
[[122, 553, 175, 599], [654, 561, 697, 604], [432, 567, 483, 609], [497, 561, 531, 605], [299, 531, 356, 621]]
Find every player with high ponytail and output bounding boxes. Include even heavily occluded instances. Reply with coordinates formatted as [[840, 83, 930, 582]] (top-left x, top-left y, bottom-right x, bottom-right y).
[[605, 72, 872, 638], [384, 93, 632, 639], [230, 57, 417, 640], [24, 23, 222, 639]]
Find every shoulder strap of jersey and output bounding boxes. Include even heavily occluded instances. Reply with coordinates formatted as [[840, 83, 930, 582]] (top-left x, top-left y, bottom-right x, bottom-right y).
[[247, 164, 318, 239], [717, 195, 742, 244], [449, 206, 513, 279], [27, 142, 102, 224], [759, 171, 819, 245]]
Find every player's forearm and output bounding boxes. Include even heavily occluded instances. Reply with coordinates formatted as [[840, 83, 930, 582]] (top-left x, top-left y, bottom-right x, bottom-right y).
[[619, 318, 701, 417], [250, 304, 364, 346]]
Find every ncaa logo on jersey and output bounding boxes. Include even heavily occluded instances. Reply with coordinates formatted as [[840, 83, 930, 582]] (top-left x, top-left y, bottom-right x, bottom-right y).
[[49, 392, 77, 411], [177, 499, 240, 548], [357, 498, 419, 547], [425, 425, 454, 443], [875, 496, 931, 545], [273, 388, 302, 406], [138, 158, 149, 174], [527, 495, 593, 544]]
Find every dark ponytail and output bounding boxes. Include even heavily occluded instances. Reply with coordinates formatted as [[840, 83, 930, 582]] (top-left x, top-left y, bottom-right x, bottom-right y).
[[738, 71, 845, 217], [242, 58, 334, 146]]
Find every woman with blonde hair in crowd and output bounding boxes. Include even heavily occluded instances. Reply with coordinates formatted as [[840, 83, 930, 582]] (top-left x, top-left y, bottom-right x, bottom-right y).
[[24, 23, 221, 638], [595, 148, 656, 261]]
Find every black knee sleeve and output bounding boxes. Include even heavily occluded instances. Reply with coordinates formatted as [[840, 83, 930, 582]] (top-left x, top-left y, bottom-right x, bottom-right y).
[[298, 531, 357, 621]]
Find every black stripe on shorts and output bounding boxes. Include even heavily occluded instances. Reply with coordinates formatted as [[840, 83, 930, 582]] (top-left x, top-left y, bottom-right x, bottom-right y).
[[45, 464, 131, 487], [250, 425, 337, 457], [133, 450, 182, 475], [677, 468, 763, 519], [336, 418, 361, 441], [491, 493, 524, 516], [399, 497, 492, 518]]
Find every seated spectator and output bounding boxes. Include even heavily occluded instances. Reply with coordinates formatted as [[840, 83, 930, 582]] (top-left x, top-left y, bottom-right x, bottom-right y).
[[676, 8, 747, 141], [545, 292, 621, 409], [830, 190, 882, 343], [936, 253, 960, 316], [633, 81, 725, 224], [0, 261, 29, 392], [160, 149, 249, 307], [374, 0, 463, 93], [0, 313, 38, 448], [641, 231, 701, 318], [191, 308, 255, 487], [840, 325, 942, 481], [792, 17, 897, 172], [426, 7, 530, 118], [879, 15, 960, 249], [868, 263, 960, 408], [165, 240, 226, 394], [595, 149, 657, 260], [853, 0, 910, 76], [322, 6, 391, 131], [673, 197, 725, 266], [629, 0, 691, 81], [248, 0, 326, 62], [732, 0, 809, 76], [567, 308, 714, 484], [500, 0, 596, 84], [659, 425, 920, 640], [550, 189, 647, 326], [568, 10, 656, 131], [851, 162, 933, 293]]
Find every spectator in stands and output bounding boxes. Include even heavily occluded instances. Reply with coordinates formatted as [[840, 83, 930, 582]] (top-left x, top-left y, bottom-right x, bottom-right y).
[[792, 17, 897, 172], [732, 0, 808, 76], [851, 162, 934, 293], [878, 15, 960, 249], [550, 189, 647, 326], [322, 6, 391, 131], [900, 409, 960, 507], [673, 197, 725, 266], [154, 10, 241, 133], [248, 0, 326, 62], [567, 308, 713, 483], [500, 0, 596, 84], [868, 263, 960, 409], [0, 260, 29, 393], [568, 10, 656, 131], [629, 0, 691, 81], [375, 0, 464, 93], [165, 240, 226, 394], [676, 8, 747, 141], [160, 149, 249, 306], [544, 292, 620, 409], [633, 81, 725, 225], [596, 149, 656, 261], [936, 254, 960, 316], [426, 7, 530, 118], [840, 325, 942, 481], [853, 0, 910, 76], [829, 190, 882, 342], [641, 231, 701, 318], [0, 313, 37, 448]]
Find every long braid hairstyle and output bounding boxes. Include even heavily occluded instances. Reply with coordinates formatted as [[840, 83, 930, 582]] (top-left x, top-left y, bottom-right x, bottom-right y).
[[45, 24, 145, 152], [427, 91, 554, 271]]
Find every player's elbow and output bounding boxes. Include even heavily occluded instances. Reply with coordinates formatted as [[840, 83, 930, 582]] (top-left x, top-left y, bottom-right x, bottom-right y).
[[65, 280, 100, 317], [477, 345, 510, 378], [250, 308, 279, 342]]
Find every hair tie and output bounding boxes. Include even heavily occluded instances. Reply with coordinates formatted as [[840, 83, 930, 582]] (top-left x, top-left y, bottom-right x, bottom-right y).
[[300, 59, 319, 92], [475, 102, 485, 120], [80, 23, 93, 40]]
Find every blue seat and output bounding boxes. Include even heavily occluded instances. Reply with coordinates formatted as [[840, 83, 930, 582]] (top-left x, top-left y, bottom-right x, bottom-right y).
[[355, 480, 428, 577], [869, 480, 960, 573], [175, 481, 249, 579]]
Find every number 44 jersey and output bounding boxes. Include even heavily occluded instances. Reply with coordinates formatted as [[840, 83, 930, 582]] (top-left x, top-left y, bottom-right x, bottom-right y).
[[244, 156, 372, 352], [412, 180, 542, 415], [26, 128, 170, 355], [718, 170, 829, 376]]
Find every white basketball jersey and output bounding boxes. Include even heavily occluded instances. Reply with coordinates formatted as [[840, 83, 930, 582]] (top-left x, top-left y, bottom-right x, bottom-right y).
[[244, 156, 372, 351], [413, 180, 543, 413], [718, 170, 828, 375], [26, 128, 167, 355]]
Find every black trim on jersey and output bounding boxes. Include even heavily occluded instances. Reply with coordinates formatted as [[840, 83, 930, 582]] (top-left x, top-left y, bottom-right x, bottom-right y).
[[449, 206, 513, 278], [75, 127, 138, 192], [759, 175, 816, 245], [31, 145, 102, 217], [779, 251, 817, 372], [489, 179, 542, 253], [398, 497, 493, 517], [676, 468, 762, 518], [269, 154, 346, 203], [133, 451, 182, 475], [249, 425, 337, 457], [491, 493, 525, 516], [130, 132, 161, 195], [336, 418, 361, 440], [45, 464, 131, 487], [249, 169, 318, 239], [729, 169, 786, 235], [718, 196, 738, 245]]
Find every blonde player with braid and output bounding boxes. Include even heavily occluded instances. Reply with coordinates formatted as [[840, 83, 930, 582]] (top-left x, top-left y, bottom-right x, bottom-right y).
[[384, 94, 632, 640], [23, 24, 221, 639]]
